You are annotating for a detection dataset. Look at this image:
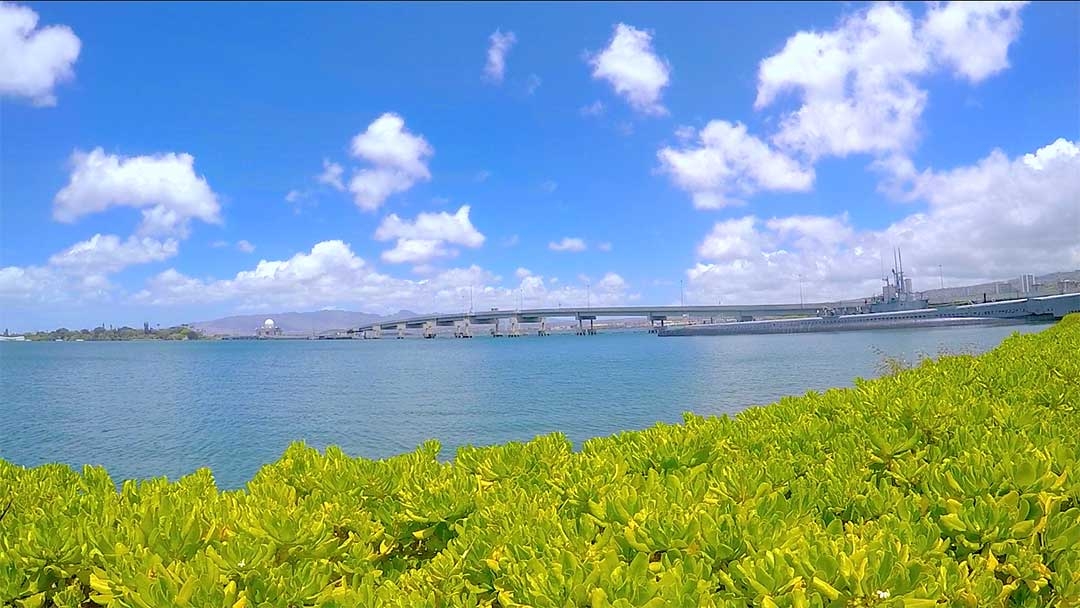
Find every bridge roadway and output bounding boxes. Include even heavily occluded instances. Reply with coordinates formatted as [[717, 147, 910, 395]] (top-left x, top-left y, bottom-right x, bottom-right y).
[[349, 300, 864, 338]]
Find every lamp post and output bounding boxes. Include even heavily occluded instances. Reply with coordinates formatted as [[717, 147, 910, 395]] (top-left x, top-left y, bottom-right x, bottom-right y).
[[680, 279, 685, 307], [798, 274, 805, 308], [939, 264, 944, 290], [586, 281, 591, 308]]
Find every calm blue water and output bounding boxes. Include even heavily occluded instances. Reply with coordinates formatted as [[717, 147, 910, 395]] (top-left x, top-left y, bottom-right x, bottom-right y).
[[0, 324, 1048, 488]]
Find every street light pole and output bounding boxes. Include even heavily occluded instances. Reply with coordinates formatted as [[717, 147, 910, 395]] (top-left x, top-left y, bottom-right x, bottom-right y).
[[939, 264, 944, 290], [586, 281, 591, 308], [798, 274, 805, 308], [680, 279, 684, 307]]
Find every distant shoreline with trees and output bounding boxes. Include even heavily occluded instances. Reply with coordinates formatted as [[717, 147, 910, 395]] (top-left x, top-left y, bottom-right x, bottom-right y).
[[17, 323, 208, 342]]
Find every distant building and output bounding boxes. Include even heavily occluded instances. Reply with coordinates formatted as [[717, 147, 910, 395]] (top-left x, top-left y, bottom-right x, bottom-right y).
[[256, 318, 282, 338], [1020, 274, 1036, 294]]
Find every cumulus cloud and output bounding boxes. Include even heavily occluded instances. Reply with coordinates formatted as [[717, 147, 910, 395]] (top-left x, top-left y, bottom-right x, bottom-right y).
[[660, 2, 1030, 209], [755, 3, 930, 159], [317, 159, 345, 191], [374, 205, 485, 264], [755, 2, 1029, 161], [658, 120, 815, 208], [515, 267, 532, 279], [48, 233, 179, 274], [922, 1, 1028, 83], [53, 148, 222, 237], [549, 237, 587, 252], [133, 239, 637, 313], [236, 240, 255, 253], [684, 138, 1080, 304], [2, 233, 178, 306], [0, 264, 112, 305], [0, 2, 81, 106], [483, 29, 516, 83], [588, 23, 670, 115], [348, 113, 433, 211]]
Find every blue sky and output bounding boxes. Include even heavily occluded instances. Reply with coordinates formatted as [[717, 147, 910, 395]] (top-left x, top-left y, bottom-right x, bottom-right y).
[[1, 1, 1078, 330]]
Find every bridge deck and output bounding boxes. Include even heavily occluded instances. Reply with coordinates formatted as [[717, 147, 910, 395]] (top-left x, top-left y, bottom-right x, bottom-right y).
[[351, 301, 863, 332]]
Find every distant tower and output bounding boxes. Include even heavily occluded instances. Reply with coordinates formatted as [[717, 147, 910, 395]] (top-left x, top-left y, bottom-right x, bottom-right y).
[[144, 321, 150, 335]]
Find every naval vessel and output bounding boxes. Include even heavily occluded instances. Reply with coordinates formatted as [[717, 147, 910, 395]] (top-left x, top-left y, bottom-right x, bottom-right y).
[[660, 252, 1080, 337]]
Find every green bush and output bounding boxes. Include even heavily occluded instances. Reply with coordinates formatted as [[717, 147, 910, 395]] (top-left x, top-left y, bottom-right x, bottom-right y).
[[3, 315, 1080, 607]]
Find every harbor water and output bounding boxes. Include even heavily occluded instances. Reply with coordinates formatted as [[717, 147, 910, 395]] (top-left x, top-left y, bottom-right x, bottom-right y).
[[0, 323, 1049, 489]]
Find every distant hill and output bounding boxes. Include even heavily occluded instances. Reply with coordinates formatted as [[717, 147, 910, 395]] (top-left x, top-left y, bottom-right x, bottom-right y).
[[191, 310, 419, 336]]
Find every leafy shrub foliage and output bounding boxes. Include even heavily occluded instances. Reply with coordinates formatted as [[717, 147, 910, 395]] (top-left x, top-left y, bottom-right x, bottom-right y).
[[3, 315, 1080, 607]]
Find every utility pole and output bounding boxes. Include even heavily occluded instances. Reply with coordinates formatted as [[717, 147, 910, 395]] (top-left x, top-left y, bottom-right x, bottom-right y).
[[939, 264, 944, 290]]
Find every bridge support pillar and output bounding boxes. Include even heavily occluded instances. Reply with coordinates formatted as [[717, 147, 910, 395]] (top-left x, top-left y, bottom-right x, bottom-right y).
[[537, 318, 548, 336], [454, 319, 472, 338], [576, 318, 596, 336], [371, 326, 382, 340], [510, 316, 521, 337], [423, 321, 437, 339], [397, 323, 406, 339], [491, 319, 502, 337]]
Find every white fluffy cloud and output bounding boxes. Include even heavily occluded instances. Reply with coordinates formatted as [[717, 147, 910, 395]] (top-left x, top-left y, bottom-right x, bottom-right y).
[[658, 121, 815, 208], [53, 148, 222, 237], [317, 159, 345, 191], [755, 3, 931, 159], [922, 1, 1028, 83], [685, 138, 1080, 304], [374, 205, 485, 264], [755, 2, 1028, 161], [484, 29, 516, 83], [133, 239, 637, 313], [660, 2, 1030, 209], [0, 2, 81, 106], [549, 237, 587, 252], [48, 234, 179, 274], [0, 264, 112, 305], [348, 113, 433, 211], [235, 240, 256, 254], [2, 233, 178, 306], [588, 23, 670, 116]]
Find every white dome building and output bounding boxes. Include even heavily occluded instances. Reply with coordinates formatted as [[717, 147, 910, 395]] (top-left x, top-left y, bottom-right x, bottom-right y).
[[257, 317, 282, 338]]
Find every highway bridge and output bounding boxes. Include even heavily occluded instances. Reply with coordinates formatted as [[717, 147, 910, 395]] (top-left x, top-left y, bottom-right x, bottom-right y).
[[348, 300, 865, 338]]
